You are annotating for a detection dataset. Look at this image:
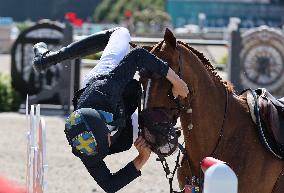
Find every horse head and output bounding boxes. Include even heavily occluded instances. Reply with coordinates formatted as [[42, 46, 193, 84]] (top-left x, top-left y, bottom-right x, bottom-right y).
[[141, 27, 236, 130], [140, 29, 190, 121], [140, 28, 229, 127]]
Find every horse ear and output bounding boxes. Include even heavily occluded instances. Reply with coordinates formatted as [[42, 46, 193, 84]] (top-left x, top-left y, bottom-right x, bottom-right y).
[[129, 42, 137, 48], [164, 28, 176, 48]]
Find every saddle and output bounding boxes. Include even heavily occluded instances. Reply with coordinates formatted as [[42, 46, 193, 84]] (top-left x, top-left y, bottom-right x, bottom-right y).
[[255, 89, 284, 145], [243, 88, 284, 159]]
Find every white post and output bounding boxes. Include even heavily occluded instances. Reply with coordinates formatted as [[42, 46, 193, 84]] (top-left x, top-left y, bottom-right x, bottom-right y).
[[27, 105, 36, 193], [30, 105, 35, 147], [40, 118, 48, 192], [26, 104, 47, 193], [201, 157, 238, 193], [26, 95, 30, 193]]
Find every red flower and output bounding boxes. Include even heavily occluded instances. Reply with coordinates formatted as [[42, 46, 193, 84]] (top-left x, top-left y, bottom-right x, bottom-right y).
[[65, 12, 77, 22], [124, 10, 132, 18], [73, 18, 83, 27]]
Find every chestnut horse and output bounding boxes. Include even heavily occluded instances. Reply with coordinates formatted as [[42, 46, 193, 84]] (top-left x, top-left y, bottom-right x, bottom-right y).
[[139, 29, 284, 193]]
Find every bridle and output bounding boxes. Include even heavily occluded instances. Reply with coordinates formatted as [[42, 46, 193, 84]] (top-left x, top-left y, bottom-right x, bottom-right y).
[[167, 46, 192, 124], [139, 41, 229, 193], [142, 41, 192, 124]]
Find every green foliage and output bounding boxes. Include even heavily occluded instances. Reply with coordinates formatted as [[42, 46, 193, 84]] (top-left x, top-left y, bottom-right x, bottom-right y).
[[133, 8, 171, 24], [94, 0, 165, 23], [215, 54, 228, 71], [84, 52, 103, 60], [16, 22, 33, 32], [218, 53, 228, 65], [94, 0, 116, 23], [0, 73, 22, 112]]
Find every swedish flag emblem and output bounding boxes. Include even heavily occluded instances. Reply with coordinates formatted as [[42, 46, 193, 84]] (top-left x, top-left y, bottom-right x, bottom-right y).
[[72, 131, 98, 156], [66, 111, 82, 129]]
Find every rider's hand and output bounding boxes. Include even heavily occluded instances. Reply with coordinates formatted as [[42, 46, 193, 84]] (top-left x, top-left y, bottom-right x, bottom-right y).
[[134, 136, 151, 160], [172, 78, 189, 99], [166, 68, 189, 98], [133, 136, 151, 171]]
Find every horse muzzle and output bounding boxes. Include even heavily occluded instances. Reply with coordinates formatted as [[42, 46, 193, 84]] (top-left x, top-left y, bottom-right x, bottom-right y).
[[140, 108, 181, 157]]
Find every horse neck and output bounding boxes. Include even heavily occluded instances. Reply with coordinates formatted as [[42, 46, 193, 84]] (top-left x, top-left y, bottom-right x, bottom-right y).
[[180, 57, 228, 174]]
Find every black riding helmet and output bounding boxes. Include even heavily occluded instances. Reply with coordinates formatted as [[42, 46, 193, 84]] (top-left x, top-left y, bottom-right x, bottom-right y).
[[64, 108, 111, 163], [65, 79, 142, 162]]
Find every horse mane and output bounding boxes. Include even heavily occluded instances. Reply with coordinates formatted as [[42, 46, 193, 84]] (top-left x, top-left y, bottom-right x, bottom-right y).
[[177, 40, 234, 93]]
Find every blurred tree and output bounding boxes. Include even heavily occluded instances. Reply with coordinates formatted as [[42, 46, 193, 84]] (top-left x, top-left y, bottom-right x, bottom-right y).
[[94, 0, 165, 23], [94, 0, 114, 23], [133, 8, 171, 33]]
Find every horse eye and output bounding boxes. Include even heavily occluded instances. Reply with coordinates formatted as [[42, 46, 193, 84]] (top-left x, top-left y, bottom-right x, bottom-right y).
[[152, 73, 162, 79], [139, 68, 151, 78]]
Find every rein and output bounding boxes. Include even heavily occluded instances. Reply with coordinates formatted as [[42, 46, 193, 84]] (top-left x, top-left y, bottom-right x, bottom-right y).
[[210, 88, 229, 157]]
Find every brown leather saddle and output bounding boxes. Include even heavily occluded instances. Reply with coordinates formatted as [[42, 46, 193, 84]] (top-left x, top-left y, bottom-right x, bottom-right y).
[[242, 88, 284, 159], [255, 88, 284, 145]]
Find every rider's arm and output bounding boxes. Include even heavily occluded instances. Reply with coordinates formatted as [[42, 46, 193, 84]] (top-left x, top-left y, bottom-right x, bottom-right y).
[[166, 68, 189, 98], [110, 47, 169, 83], [77, 133, 150, 193], [82, 158, 141, 193], [132, 136, 151, 171], [110, 48, 188, 98], [79, 136, 151, 193]]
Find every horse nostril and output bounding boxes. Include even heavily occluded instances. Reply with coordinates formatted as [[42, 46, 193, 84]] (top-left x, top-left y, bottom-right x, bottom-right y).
[[167, 90, 174, 99], [176, 130, 181, 137]]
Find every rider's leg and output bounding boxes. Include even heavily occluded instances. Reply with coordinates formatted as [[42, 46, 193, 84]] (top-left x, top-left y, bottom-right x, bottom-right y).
[[82, 27, 130, 87], [33, 27, 122, 72]]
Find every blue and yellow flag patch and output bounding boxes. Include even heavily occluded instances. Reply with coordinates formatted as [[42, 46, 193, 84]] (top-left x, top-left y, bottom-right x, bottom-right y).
[[72, 131, 98, 156], [65, 111, 82, 130]]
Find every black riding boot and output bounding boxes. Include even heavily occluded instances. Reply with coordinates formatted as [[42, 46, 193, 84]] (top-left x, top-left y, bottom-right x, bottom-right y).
[[33, 27, 119, 72]]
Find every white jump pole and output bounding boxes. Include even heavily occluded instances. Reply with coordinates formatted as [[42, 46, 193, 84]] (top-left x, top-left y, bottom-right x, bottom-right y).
[[26, 95, 30, 193], [26, 100, 48, 193], [201, 157, 238, 193]]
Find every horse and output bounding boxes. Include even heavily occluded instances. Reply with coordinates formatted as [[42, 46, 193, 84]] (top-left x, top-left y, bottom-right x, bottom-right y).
[[138, 28, 284, 193]]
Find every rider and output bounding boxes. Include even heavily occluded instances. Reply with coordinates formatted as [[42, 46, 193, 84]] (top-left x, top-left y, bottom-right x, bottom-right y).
[[33, 27, 189, 192]]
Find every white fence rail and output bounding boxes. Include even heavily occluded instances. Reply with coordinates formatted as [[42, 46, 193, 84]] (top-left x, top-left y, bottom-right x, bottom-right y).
[[74, 35, 228, 46]]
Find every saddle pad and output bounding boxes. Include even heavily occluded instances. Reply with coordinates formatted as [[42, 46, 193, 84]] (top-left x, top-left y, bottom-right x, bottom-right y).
[[242, 90, 256, 124]]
